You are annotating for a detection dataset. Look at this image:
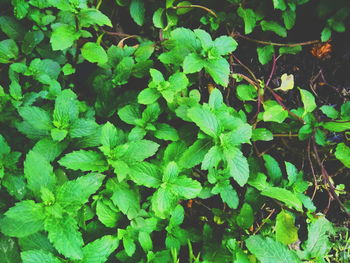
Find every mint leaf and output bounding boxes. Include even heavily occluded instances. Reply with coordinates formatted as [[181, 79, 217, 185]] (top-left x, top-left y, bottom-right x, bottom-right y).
[[58, 150, 108, 172], [335, 143, 350, 168], [0, 236, 21, 263], [45, 217, 84, 260], [138, 87, 160, 105], [213, 35, 238, 55], [18, 106, 52, 135], [130, 0, 145, 26], [0, 201, 45, 238], [261, 186, 303, 211], [170, 176, 202, 199], [24, 151, 56, 198], [319, 105, 339, 119], [53, 89, 79, 128], [205, 57, 230, 87], [252, 128, 273, 141], [261, 20, 287, 37], [262, 154, 282, 184], [188, 107, 220, 138], [299, 88, 316, 114], [82, 235, 119, 263], [263, 103, 288, 123], [109, 180, 140, 219], [257, 45, 274, 65], [0, 39, 19, 63], [221, 123, 252, 146], [129, 162, 162, 188], [21, 250, 60, 263], [304, 217, 335, 258], [78, 8, 112, 27], [96, 199, 121, 228], [246, 235, 301, 263], [56, 173, 105, 211], [236, 203, 254, 229], [237, 7, 256, 34], [151, 188, 177, 219], [123, 140, 159, 162], [211, 181, 239, 209], [275, 210, 298, 245], [183, 53, 204, 73], [81, 42, 108, 64], [225, 147, 249, 186], [50, 24, 78, 51]]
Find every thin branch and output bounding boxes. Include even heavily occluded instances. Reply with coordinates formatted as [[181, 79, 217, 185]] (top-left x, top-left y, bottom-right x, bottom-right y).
[[231, 32, 320, 47], [307, 138, 319, 200], [171, 5, 217, 17], [101, 28, 140, 38], [312, 138, 350, 218]]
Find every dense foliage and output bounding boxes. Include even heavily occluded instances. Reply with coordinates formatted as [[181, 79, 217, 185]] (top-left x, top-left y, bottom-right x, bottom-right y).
[[0, 0, 349, 262]]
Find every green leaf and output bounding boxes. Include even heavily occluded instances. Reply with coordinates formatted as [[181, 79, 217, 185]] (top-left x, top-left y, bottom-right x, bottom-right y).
[[246, 235, 302, 263], [18, 232, 54, 252], [261, 20, 287, 37], [58, 150, 108, 172], [130, 0, 145, 26], [273, 0, 287, 10], [236, 84, 257, 101], [321, 27, 331, 42], [82, 235, 119, 263], [32, 138, 67, 162], [261, 186, 303, 211], [263, 103, 288, 123], [45, 217, 83, 260], [304, 217, 335, 258], [237, 7, 256, 34], [0, 16, 25, 40], [188, 107, 220, 138], [138, 87, 160, 105], [53, 89, 79, 128], [96, 199, 121, 228], [257, 45, 274, 65], [22, 30, 44, 54], [18, 106, 52, 134], [139, 231, 153, 252], [24, 151, 56, 198], [50, 24, 78, 51], [201, 145, 222, 170], [56, 173, 105, 211], [194, 29, 213, 50], [262, 154, 282, 184], [0, 201, 45, 238], [151, 187, 177, 219], [0, 236, 21, 263], [183, 53, 204, 74], [118, 104, 141, 125], [170, 27, 199, 52], [335, 143, 350, 168], [252, 128, 273, 141], [282, 9, 296, 30], [79, 8, 112, 27], [124, 139, 159, 162], [0, 39, 19, 63], [220, 123, 252, 146], [205, 57, 230, 87], [70, 119, 99, 138], [81, 42, 108, 64], [154, 123, 179, 141], [152, 8, 166, 28], [279, 45, 302, 55], [236, 203, 254, 229], [275, 210, 298, 245], [213, 35, 238, 55], [225, 147, 249, 186], [320, 105, 338, 119], [211, 181, 239, 209], [321, 121, 350, 132], [129, 162, 162, 187], [51, 128, 68, 142], [109, 180, 140, 219], [299, 88, 316, 114], [21, 250, 60, 263], [171, 176, 202, 199], [100, 122, 122, 149]]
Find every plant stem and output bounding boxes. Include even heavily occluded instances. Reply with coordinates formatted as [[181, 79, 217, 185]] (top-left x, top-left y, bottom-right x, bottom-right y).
[[171, 5, 217, 17]]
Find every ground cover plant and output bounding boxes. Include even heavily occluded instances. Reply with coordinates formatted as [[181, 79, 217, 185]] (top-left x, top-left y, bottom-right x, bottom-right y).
[[0, 0, 350, 262]]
